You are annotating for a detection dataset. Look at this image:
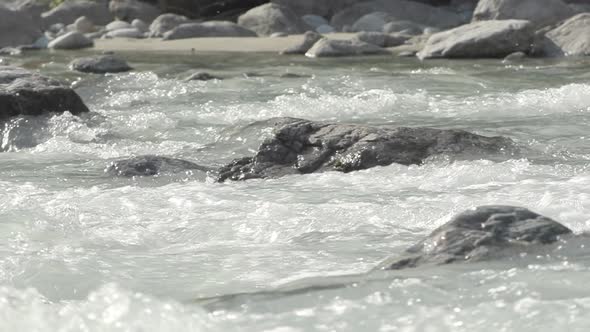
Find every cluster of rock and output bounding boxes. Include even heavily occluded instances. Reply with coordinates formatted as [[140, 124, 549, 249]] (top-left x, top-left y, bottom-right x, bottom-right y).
[[2, 0, 589, 58]]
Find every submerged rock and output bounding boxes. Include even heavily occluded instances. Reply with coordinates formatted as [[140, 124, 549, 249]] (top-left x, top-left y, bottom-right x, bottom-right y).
[[48, 31, 93, 49], [280, 31, 322, 55], [375, 206, 572, 270], [543, 13, 590, 57], [216, 117, 515, 182], [184, 72, 222, 81], [417, 20, 534, 59], [163, 21, 257, 40], [0, 66, 89, 121], [69, 54, 132, 74], [106, 155, 211, 177], [305, 38, 389, 57]]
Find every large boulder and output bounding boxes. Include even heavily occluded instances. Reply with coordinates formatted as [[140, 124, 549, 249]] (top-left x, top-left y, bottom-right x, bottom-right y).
[[216, 118, 514, 181], [352, 11, 393, 32], [543, 13, 590, 56], [271, 0, 360, 18], [0, 5, 42, 48], [69, 54, 132, 74], [0, 66, 89, 121], [48, 31, 93, 49], [473, 0, 574, 27], [108, 0, 160, 22], [14, 0, 50, 21], [162, 21, 257, 40], [106, 155, 211, 177], [106, 20, 132, 31], [375, 206, 572, 270], [305, 38, 389, 57], [73, 16, 95, 33], [331, 0, 464, 31], [148, 13, 188, 37], [417, 20, 535, 59], [41, 0, 112, 28], [354, 31, 410, 47], [280, 31, 322, 54], [237, 3, 308, 36]]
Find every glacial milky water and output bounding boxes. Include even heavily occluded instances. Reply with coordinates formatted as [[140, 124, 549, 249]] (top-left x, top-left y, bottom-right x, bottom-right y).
[[1, 51, 590, 331]]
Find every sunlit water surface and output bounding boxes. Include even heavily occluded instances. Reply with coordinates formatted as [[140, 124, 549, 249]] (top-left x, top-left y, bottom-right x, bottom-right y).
[[1, 51, 590, 331]]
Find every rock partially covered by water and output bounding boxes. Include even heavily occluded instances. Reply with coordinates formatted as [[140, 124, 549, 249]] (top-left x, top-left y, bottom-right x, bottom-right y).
[[0, 66, 89, 121], [473, 0, 574, 28], [305, 38, 389, 57], [48, 31, 93, 49], [163, 21, 257, 40], [69, 54, 132, 74], [280, 31, 322, 55], [237, 3, 307, 36], [376, 206, 572, 270], [543, 13, 590, 57], [216, 118, 514, 181], [184, 72, 222, 81], [417, 20, 534, 59], [106, 155, 211, 177]]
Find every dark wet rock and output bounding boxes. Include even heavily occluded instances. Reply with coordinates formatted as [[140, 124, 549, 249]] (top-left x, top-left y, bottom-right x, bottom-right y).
[[0, 5, 42, 49], [69, 54, 132, 74], [109, 0, 160, 23], [280, 73, 311, 78], [48, 31, 94, 49], [149, 13, 189, 38], [163, 21, 257, 40], [280, 31, 322, 55], [0, 66, 89, 121], [41, 0, 112, 28], [473, 0, 574, 28], [237, 3, 308, 36], [216, 117, 515, 182], [106, 155, 211, 177], [543, 13, 590, 57], [375, 206, 572, 270], [417, 20, 534, 59], [306, 38, 389, 57], [354, 31, 410, 48], [185, 72, 222, 81]]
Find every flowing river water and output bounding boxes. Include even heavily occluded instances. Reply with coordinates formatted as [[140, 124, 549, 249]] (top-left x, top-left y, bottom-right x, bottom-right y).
[[1, 51, 590, 331]]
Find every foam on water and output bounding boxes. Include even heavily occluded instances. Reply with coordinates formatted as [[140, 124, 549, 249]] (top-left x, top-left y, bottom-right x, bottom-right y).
[[1, 53, 590, 331]]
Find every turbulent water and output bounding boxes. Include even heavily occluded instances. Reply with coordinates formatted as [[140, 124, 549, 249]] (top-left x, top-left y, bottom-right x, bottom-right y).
[[1, 51, 590, 331]]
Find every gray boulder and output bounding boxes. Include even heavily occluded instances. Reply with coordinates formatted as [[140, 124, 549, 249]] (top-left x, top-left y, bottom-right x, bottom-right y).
[[48, 31, 93, 49], [105, 20, 132, 31], [108, 0, 160, 22], [0, 5, 42, 48], [0, 66, 89, 121], [375, 206, 572, 270], [163, 21, 257, 40], [237, 3, 308, 36], [41, 0, 112, 28], [305, 38, 389, 57], [280, 31, 322, 55], [131, 18, 148, 32], [331, 0, 464, 31], [216, 117, 514, 181], [354, 31, 410, 47], [106, 155, 211, 177], [543, 13, 590, 56], [149, 13, 188, 37], [352, 11, 392, 32], [69, 54, 132, 74], [272, 0, 359, 18], [105, 27, 144, 38], [382, 20, 425, 35], [302, 14, 330, 29], [417, 20, 534, 59], [473, 0, 574, 27], [14, 0, 50, 21], [73, 16, 95, 33]]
